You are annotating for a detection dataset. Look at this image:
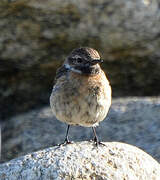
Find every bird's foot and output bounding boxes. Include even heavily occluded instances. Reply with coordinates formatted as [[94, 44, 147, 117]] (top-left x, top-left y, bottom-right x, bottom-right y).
[[58, 138, 73, 146], [92, 137, 106, 147]]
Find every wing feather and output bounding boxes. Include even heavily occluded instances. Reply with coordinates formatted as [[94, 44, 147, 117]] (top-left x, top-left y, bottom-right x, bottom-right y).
[[54, 65, 69, 83]]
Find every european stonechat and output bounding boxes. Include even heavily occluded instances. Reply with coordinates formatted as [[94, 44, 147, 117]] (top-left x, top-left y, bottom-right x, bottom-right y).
[[50, 47, 112, 145]]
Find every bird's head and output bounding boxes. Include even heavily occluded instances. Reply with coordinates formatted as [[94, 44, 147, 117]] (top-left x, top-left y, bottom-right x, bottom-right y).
[[64, 47, 103, 75]]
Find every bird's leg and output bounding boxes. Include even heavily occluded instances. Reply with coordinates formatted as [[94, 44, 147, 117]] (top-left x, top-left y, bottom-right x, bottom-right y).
[[92, 127, 105, 146], [92, 127, 99, 143], [64, 125, 71, 143], [59, 125, 72, 146]]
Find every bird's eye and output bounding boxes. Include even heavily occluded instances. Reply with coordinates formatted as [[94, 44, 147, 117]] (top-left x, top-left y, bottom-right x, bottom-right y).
[[76, 58, 83, 63]]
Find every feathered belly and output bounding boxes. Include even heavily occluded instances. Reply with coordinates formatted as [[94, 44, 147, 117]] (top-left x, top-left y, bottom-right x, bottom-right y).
[[50, 83, 111, 127]]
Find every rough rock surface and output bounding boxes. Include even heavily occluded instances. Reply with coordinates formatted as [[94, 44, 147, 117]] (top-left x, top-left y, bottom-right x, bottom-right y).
[[2, 97, 160, 163], [1, 0, 160, 119], [0, 142, 160, 180]]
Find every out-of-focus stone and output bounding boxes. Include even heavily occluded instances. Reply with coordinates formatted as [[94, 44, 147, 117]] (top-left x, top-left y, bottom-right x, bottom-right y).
[[2, 97, 160, 163], [0, 0, 160, 119]]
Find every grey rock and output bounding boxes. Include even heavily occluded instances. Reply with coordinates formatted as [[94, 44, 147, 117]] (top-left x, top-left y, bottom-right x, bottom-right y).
[[2, 97, 160, 163], [1, 142, 160, 180], [1, 0, 160, 119]]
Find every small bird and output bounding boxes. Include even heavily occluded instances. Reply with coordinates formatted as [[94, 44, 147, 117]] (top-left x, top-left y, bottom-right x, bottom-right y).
[[50, 47, 112, 145]]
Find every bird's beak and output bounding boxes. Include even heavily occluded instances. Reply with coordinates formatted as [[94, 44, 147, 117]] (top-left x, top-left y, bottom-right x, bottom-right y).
[[91, 59, 103, 65]]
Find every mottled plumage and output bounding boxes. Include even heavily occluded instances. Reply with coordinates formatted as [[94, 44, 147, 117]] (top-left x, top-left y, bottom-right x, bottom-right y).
[[50, 47, 112, 144]]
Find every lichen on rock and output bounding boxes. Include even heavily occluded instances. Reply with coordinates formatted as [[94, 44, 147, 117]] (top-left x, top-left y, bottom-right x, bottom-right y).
[[0, 141, 160, 180]]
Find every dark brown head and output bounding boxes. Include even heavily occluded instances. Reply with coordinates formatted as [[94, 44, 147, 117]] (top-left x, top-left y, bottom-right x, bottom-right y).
[[64, 47, 103, 75]]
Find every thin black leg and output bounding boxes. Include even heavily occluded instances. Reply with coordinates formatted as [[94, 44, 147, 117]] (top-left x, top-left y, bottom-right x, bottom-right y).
[[59, 125, 72, 146], [92, 127, 105, 146], [64, 125, 70, 143], [92, 127, 99, 143]]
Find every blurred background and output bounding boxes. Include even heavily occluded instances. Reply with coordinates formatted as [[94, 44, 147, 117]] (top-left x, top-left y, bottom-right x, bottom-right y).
[[1, 0, 160, 163]]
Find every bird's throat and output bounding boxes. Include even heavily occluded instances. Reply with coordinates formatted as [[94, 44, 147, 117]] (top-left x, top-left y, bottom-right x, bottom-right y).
[[75, 65, 100, 75], [65, 64, 100, 75]]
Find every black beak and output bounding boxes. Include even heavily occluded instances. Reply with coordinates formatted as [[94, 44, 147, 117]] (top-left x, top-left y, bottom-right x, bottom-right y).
[[91, 59, 103, 65]]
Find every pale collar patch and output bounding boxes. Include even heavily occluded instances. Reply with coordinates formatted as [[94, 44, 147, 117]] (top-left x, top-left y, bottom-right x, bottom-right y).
[[64, 64, 82, 74]]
